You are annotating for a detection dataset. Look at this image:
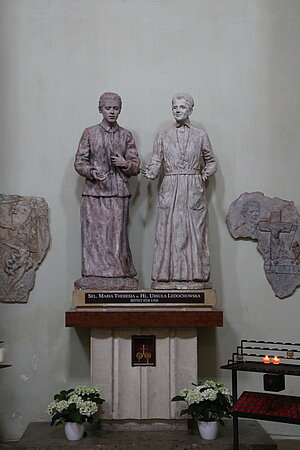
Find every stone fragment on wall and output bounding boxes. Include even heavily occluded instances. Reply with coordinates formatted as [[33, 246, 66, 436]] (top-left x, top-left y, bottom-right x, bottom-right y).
[[227, 192, 300, 298], [0, 194, 50, 303]]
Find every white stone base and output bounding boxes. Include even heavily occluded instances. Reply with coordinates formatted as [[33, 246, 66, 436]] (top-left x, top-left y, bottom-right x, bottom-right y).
[[91, 327, 197, 420], [100, 419, 188, 431]]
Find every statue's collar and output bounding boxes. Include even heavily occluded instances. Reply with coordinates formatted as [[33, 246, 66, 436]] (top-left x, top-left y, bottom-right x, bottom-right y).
[[100, 120, 119, 133], [175, 118, 191, 128]]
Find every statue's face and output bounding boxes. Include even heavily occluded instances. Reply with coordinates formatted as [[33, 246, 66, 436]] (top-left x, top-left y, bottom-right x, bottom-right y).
[[245, 205, 260, 223], [101, 98, 121, 124], [172, 98, 192, 123]]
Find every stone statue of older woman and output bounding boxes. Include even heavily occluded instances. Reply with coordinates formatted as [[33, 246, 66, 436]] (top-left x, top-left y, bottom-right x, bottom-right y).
[[142, 93, 217, 289]]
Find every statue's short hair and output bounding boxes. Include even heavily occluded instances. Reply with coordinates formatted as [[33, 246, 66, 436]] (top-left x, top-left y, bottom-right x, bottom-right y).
[[172, 93, 194, 109], [98, 92, 122, 111]]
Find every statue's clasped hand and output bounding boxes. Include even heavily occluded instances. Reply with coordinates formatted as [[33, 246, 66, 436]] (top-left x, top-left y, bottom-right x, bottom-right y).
[[111, 153, 129, 169], [91, 169, 105, 181]]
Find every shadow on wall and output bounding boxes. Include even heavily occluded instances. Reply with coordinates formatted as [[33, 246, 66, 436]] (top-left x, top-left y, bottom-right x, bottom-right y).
[[60, 155, 84, 286], [197, 162, 245, 387], [67, 328, 90, 383], [197, 328, 218, 381], [128, 168, 159, 289]]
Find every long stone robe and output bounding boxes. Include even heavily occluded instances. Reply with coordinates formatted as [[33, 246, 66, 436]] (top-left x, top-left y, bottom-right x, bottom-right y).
[[74, 121, 140, 278], [146, 123, 217, 282]]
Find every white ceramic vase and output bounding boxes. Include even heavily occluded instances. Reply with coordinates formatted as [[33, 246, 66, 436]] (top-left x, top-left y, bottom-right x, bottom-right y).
[[64, 422, 85, 441], [197, 420, 219, 440]]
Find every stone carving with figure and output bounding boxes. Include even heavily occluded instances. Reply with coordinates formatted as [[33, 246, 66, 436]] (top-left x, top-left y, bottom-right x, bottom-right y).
[[142, 93, 217, 289], [227, 192, 300, 298], [74, 92, 140, 290], [0, 194, 50, 303]]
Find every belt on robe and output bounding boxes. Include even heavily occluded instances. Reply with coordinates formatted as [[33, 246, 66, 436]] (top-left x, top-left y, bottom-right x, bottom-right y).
[[164, 170, 201, 176]]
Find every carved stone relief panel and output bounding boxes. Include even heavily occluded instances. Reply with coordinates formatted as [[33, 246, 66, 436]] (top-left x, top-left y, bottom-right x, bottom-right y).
[[227, 192, 300, 298], [0, 194, 50, 303]]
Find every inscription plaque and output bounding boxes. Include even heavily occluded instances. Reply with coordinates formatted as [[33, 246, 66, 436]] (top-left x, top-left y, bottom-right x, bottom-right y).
[[72, 289, 217, 308], [85, 291, 204, 304]]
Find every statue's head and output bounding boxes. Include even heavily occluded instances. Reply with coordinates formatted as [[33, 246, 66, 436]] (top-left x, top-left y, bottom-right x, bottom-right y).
[[98, 92, 122, 125], [172, 93, 194, 109], [241, 201, 261, 223], [172, 93, 194, 123], [98, 92, 122, 112]]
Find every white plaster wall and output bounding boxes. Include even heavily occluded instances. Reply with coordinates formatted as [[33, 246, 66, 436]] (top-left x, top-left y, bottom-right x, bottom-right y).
[[0, 0, 300, 441]]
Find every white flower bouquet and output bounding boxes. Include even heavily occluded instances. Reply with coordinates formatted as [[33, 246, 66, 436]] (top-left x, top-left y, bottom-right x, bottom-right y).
[[172, 380, 232, 425], [47, 386, 105, 428]]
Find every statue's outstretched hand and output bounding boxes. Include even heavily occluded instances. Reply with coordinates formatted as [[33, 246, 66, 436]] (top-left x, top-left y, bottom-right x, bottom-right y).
[[141, 167, 155, 179]]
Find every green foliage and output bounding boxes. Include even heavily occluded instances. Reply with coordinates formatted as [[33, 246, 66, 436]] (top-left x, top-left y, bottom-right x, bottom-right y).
[[47, 386, 105, 428], [172, 380, 232, 423]]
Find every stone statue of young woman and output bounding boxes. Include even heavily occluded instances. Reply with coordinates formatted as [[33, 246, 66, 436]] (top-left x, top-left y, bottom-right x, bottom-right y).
[[74, 92, 140, 290], [142, 93, 217, 289]]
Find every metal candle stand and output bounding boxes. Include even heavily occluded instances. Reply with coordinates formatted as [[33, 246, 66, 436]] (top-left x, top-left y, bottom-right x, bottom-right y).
[[221, 340, 300, 450]]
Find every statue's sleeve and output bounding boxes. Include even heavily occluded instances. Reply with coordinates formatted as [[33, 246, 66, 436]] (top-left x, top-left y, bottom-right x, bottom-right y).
[[122, 131, 141, 177], [74, 128, 97, 179], [202, 132, 217, 177], [145, 133, 163, 179]]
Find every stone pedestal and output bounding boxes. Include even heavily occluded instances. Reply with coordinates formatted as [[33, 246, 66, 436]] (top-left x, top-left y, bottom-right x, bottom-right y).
[[91, 327, 197, 422], [66, 290, 223, 429]]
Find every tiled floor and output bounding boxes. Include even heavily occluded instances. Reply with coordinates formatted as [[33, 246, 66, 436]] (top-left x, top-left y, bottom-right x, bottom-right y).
[[1, 440, 300, 448], [1, 439, 300, 449]]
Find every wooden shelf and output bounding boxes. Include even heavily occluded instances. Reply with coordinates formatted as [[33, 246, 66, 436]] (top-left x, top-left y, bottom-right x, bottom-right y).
[[65, 309, 223, 328]]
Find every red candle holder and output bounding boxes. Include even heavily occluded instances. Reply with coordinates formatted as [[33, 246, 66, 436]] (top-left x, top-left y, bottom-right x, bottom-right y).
[[272, 356, 280, 365]]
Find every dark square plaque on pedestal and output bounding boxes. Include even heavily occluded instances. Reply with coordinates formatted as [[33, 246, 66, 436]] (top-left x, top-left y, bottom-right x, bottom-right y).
[[132, 335, 156, 366]]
